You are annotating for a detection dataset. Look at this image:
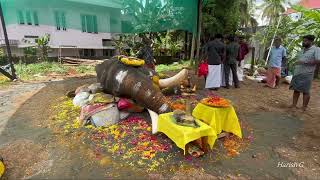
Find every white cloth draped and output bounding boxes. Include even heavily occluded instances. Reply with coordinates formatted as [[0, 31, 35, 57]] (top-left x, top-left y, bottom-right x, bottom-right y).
[[205, 65, 222, 88], [237, 60, 245, 81]]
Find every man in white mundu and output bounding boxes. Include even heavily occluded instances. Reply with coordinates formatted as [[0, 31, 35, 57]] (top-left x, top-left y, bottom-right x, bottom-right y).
[[205, 34, 225, 90]]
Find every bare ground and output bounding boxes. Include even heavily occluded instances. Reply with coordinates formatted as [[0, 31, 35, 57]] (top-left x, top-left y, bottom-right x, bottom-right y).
[[0, 74, 319, 179]]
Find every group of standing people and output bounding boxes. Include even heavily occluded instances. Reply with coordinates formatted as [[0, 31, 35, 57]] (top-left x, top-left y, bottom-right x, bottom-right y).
[[204, 33, 320, 111], [239, 34, 319, 111], [204, 34, 249, 90], [137, 34, 320, 111], [265, 35, 320, 111]]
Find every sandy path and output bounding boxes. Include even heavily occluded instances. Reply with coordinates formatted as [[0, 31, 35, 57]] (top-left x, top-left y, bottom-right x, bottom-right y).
[[0, 83, 46, 135]]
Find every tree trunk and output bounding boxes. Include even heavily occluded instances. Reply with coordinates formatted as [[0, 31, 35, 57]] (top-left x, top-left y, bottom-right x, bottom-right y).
[[188, 33, 192, 60], [190, 33, 196, 64], [195, 0, 202, 73], [190, 0, 201, 66], [250, 47, 255, 75], [195, 0, 202, 61], [184, 31, 188, 59]]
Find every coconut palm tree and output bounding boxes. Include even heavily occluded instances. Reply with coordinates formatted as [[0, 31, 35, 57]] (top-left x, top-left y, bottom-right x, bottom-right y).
[[239, 0, 258, 32], [239, 0, 252, 27], [261, 0, 287, 25]]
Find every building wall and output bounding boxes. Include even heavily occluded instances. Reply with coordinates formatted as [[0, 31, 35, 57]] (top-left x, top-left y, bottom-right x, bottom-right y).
[[50, 48, 79, 57], [6, 47, 25, 57], [0, 1, 121, 57], [4, 47, 109, 58], [4, 24, 113, 49]]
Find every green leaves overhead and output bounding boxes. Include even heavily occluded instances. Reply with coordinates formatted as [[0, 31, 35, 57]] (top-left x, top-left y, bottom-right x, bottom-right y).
[[121, 0, 197, 33], [2, 0, 197, 33], [254, 6, 320, 72], [202, 0, 244, 35], [260, 0, 287, 25], [292, 5, 320, 23]]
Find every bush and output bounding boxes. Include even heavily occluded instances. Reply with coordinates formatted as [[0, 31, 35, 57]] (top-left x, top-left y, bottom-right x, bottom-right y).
[[156, 60, 190, 72], [15, 62, 68, 79]]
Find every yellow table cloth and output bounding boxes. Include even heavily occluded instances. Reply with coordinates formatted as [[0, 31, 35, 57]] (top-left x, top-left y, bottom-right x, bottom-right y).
[[157, 112, 216, 154], [192, 103, 242, 139]]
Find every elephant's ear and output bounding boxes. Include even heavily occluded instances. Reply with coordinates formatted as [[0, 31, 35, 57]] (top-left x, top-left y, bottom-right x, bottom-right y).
[[95, 63, 103, 82], [96, 61, 112, 89]]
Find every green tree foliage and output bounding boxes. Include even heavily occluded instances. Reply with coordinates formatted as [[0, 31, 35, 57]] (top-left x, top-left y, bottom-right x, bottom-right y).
[[202, 0, 241, 36], [279, 7, 320, 69], [121, 0, 196, 33], [254, 6, 320, 73], [112, 34, 132, 56], [260, 0, 287, 25], [23, 47, 37, 58], [239, 0, 258, 29], [35, 34, 50, 61], [152, 31, 183, 56]]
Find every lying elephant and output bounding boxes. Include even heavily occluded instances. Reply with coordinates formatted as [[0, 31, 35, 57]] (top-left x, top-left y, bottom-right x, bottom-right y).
[[95, 57, 188, 114]]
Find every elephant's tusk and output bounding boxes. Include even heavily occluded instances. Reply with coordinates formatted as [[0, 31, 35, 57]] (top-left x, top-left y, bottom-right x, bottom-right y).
[[159, 69, 188, 89], [147, 109, 159, 134]]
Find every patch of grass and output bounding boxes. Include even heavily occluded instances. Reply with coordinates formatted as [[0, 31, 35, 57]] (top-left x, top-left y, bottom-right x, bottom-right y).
[[75, 65, 95, 74], [156, 60, 190, 73], [15, 62, 68, 80], [14, 62, 95, 80]]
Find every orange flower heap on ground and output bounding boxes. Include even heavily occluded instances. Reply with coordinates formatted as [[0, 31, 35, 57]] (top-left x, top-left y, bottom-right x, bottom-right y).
[[200, 96, 230, 108]]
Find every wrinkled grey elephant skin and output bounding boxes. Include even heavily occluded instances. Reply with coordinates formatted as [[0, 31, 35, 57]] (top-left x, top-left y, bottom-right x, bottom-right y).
[[96, 58, 171, 114]]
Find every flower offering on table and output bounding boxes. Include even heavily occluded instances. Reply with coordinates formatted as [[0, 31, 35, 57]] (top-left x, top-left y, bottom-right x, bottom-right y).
[[157, 112, 217, 154], [200, 96, 230, 108], [192, 103, 242, 139]]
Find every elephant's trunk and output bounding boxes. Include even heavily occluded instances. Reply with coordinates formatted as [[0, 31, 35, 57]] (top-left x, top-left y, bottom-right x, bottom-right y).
[[96, 59, 171, 114], [159, 69, 188, 89]]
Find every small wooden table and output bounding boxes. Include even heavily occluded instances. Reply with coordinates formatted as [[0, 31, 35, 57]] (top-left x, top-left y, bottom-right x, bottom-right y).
[[157, 112, 217, 154], [192, 103, 242, 139]]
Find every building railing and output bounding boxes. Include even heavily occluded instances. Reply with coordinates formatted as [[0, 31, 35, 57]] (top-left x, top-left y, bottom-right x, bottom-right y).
[[102, 40, 115, 47], [0, 39, 19, 46]]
